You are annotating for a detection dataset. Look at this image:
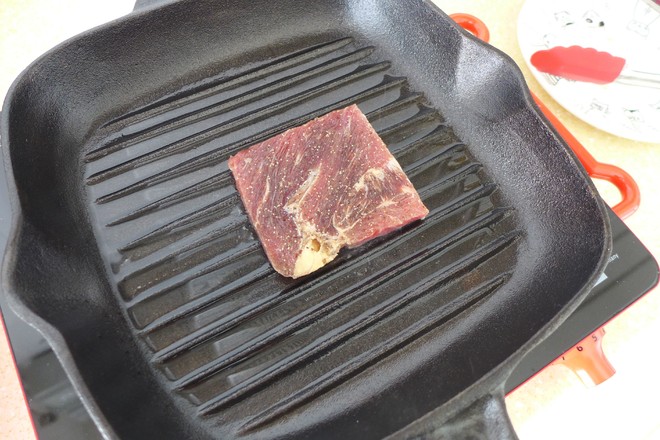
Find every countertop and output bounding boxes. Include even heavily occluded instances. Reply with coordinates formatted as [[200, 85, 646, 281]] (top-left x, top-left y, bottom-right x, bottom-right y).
[[1, 0, 659, 439]]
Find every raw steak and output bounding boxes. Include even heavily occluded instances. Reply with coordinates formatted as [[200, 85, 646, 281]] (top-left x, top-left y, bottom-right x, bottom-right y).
[[228, 104, 429, 278]]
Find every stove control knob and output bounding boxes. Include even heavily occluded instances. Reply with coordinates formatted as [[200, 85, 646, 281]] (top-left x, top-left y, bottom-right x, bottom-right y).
[[551, 327, 615, 386]]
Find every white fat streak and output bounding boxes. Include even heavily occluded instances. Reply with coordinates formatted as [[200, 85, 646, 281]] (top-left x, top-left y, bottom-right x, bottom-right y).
[[353, 167, 386, 192], [260, 178, 271, 207], [293, 246, 329, 278], [377, 199, 396, 208], [386, 157, 403, 172], [291, 219, 343, 278], [284, 168, 319, 215], [254, 178, 271, 225], [292, 235, 340, 278], [332, 215, 360, 235], [282, 168, 343, 277], [400, 185, 415, 195]]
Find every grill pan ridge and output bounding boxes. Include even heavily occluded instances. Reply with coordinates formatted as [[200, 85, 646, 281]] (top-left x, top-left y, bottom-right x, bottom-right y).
[[1, 0, 610, 439], [86, 35, 521, 435]]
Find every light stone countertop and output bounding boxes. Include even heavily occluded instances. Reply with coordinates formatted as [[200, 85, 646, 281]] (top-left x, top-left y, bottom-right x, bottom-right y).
[[1, 1, 659, 439]]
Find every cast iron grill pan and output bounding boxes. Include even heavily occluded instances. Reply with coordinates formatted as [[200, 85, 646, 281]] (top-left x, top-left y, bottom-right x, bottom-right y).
[[88, 34, 519, 432], [1, 1, 610, 439]]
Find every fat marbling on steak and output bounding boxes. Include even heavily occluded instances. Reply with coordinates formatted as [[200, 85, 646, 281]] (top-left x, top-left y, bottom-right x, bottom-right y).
[[228, 104, 429, 278]]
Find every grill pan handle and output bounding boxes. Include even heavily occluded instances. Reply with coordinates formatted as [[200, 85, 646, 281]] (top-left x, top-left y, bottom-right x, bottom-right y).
[[450, 13, 641, 219], [393, 389, 518, 439], [432, 392, 518, 440]]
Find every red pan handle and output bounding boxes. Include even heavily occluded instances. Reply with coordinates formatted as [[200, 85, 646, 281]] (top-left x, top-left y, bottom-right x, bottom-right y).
[[448, 13, 490, 42], [450, 13, 640, 219]]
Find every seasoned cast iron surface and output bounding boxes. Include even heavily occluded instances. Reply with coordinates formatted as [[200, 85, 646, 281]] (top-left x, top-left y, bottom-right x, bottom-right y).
[[85, 36, 520, 436]]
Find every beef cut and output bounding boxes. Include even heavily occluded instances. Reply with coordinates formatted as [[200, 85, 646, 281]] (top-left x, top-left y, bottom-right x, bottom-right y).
[[228, 104, 429, 278]]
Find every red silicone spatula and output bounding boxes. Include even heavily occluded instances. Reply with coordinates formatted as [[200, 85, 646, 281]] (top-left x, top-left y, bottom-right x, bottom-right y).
[[531, 46, 660, 89]]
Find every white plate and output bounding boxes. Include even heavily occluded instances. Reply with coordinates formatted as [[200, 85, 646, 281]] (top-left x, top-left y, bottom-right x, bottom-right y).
[[517, 0, 660, 143]]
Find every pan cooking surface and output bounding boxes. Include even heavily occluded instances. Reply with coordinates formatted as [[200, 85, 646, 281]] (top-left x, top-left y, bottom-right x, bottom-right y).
[[84, 37, 520, 433]]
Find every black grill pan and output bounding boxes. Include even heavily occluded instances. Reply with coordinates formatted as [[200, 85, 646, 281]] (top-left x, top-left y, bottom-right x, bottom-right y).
[[1, 0, 610, 438]]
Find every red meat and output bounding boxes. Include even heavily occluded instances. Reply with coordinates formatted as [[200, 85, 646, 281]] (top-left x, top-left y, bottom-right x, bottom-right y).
[[228, 104, 429, 278]]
